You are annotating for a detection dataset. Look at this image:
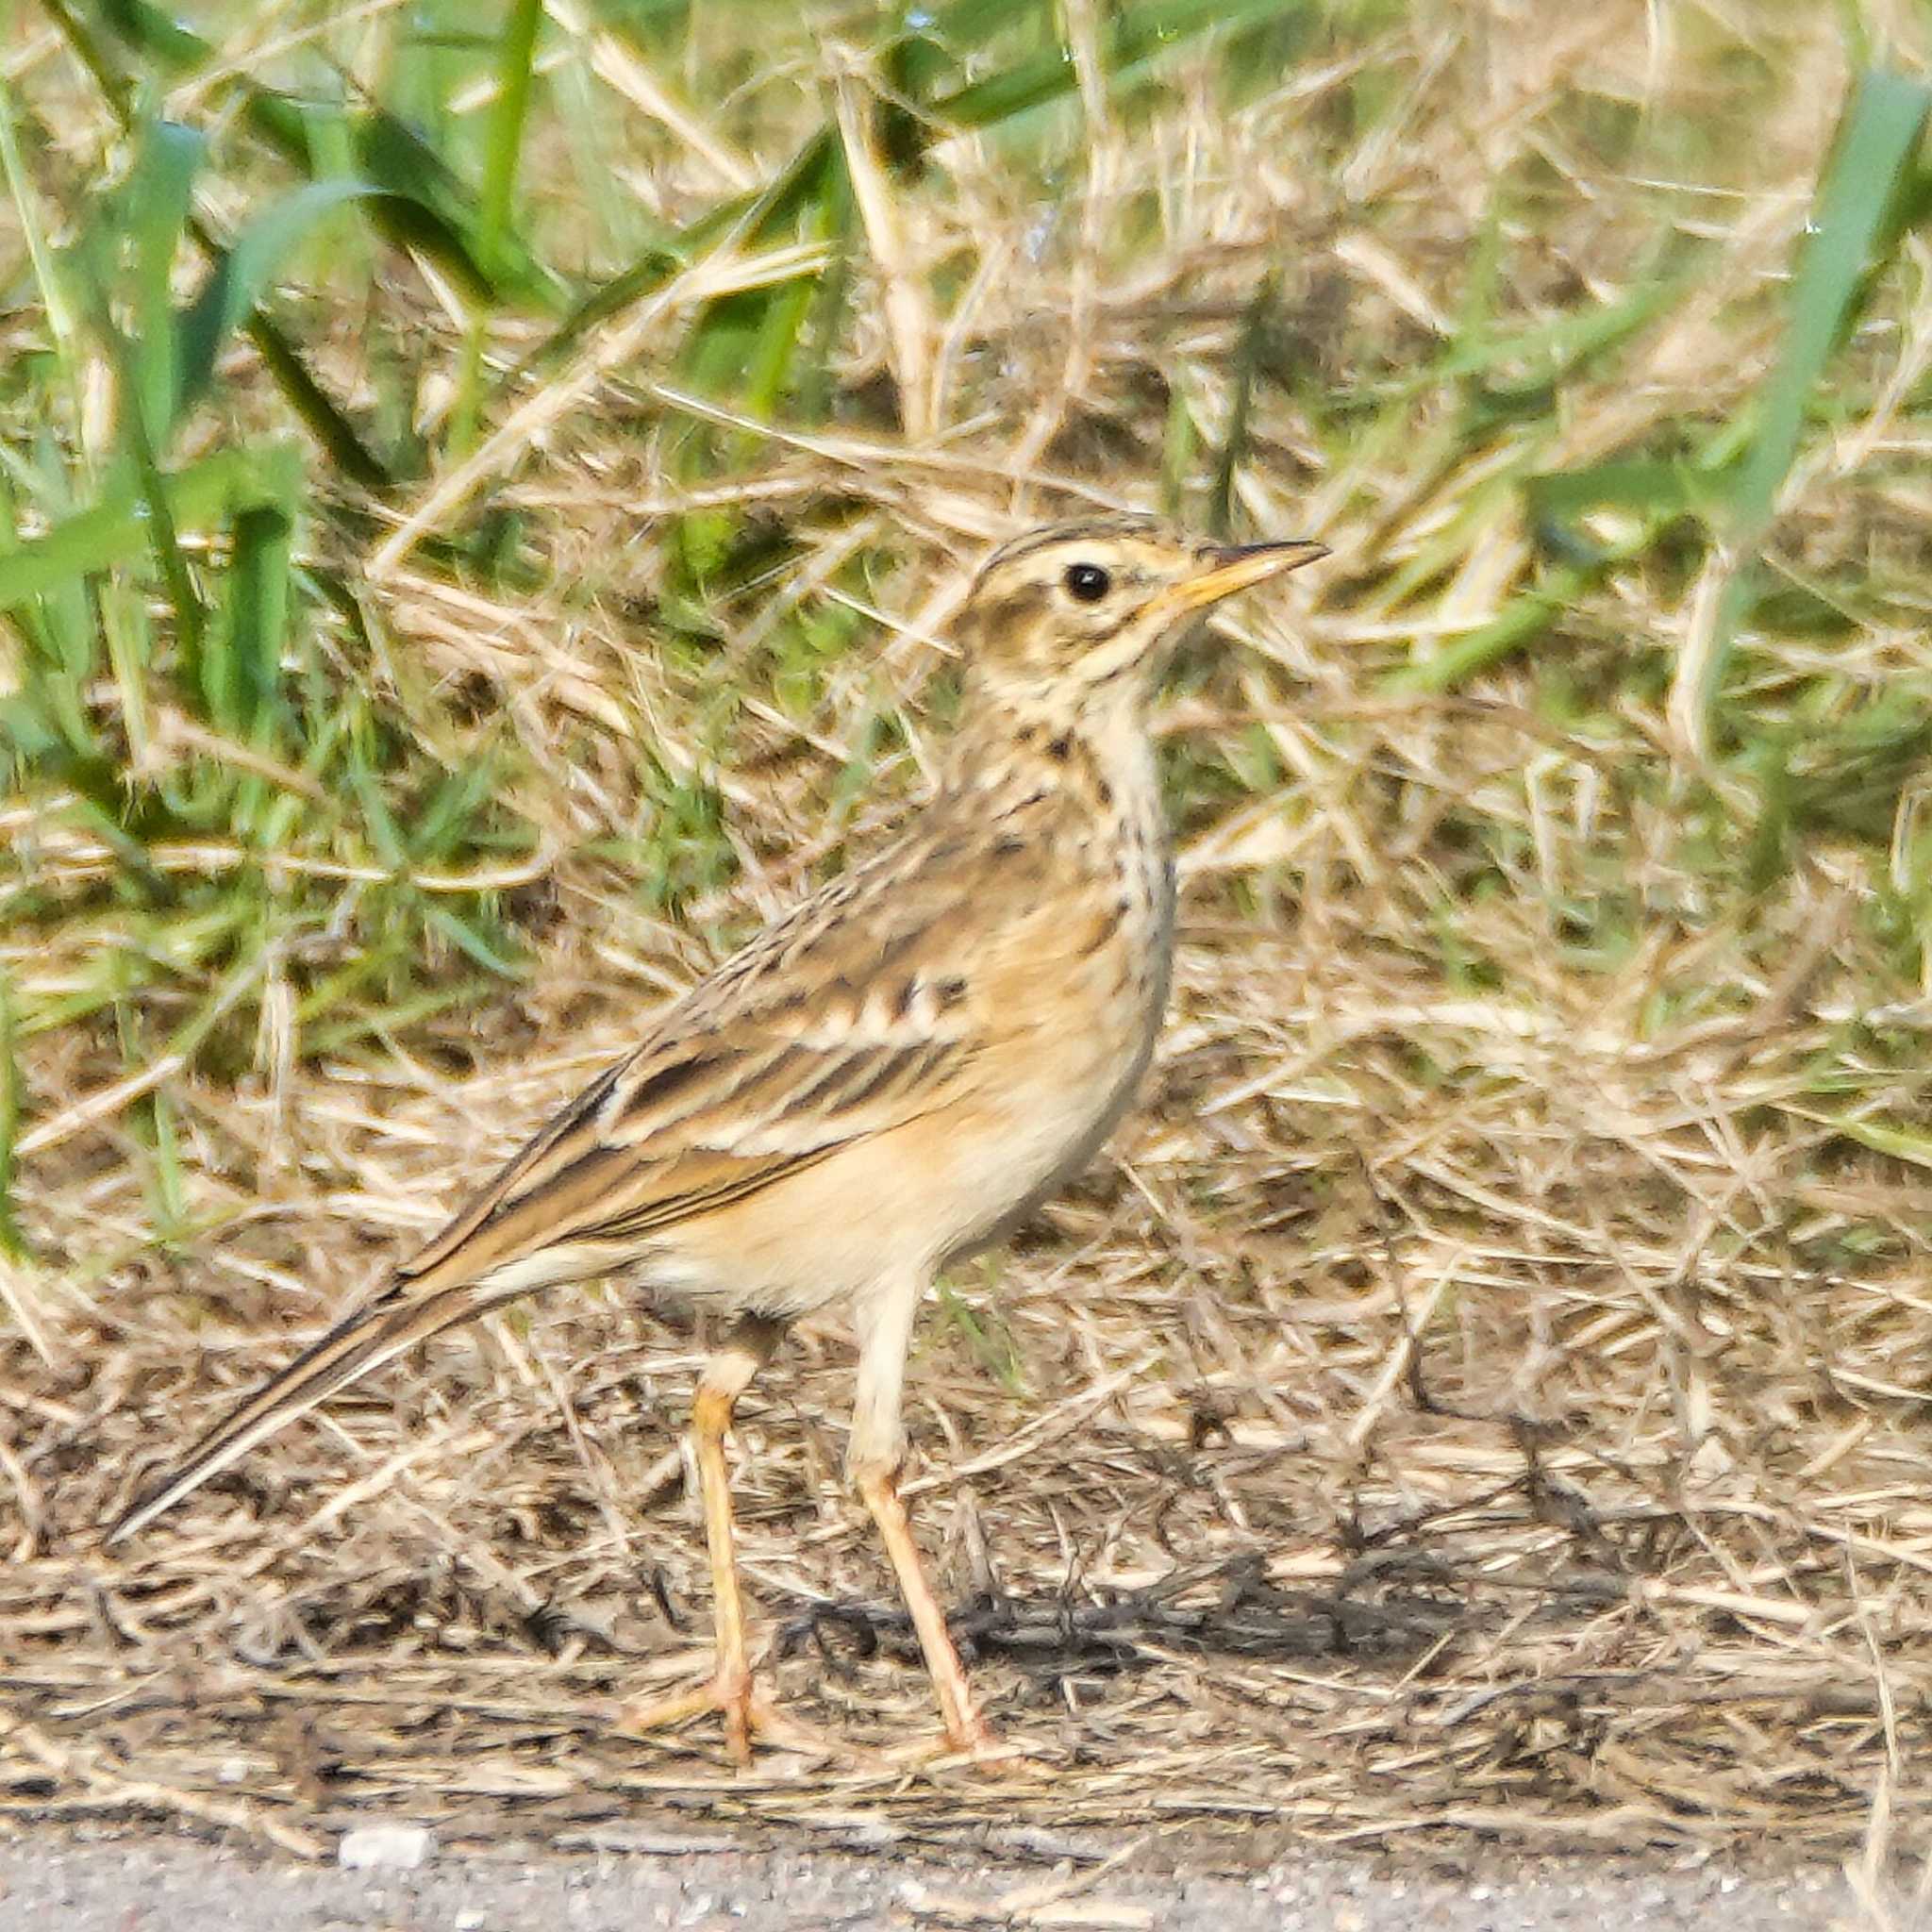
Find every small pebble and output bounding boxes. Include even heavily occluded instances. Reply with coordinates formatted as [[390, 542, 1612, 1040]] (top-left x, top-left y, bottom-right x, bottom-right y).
[[338, 1823, 436, 1872]]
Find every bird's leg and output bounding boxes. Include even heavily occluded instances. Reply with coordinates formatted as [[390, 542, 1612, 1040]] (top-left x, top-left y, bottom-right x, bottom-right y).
[[850, 1274, 991, 1757], [854, 1461, 990, 1755], [688, 1324, 768, 1762], [621, 1314, 791, 1765]]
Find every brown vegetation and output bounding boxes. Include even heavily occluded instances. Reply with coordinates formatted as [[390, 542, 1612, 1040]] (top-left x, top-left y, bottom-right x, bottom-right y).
[[4, 0, 1932, 1879]]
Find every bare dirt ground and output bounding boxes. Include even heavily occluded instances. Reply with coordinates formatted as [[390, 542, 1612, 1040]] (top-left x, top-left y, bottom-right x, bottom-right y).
[[0, 1829, 1857, 1932]]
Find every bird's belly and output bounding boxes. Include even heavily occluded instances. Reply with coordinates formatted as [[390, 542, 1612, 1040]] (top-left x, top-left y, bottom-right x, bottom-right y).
[[934, 954, 1168, 1266], [931, 1067, 1142, 1267], [647, 967, 1162, 1321]]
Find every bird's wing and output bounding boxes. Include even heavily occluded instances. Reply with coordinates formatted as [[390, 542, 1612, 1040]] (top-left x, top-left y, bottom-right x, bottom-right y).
[[106, 834, 986, 1544], [395, 847, 983, 1286]]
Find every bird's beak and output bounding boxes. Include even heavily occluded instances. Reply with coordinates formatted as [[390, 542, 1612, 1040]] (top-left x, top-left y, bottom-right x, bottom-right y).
[[1152, 539, 1330, 621]]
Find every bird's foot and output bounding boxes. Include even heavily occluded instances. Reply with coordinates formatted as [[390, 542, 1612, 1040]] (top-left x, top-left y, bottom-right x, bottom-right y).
[[966, 1739, 1053, 1780], [617, 1668, 878, 1770], [883, 1717, 1053, 1780], [618, 1668, 791, 1767]]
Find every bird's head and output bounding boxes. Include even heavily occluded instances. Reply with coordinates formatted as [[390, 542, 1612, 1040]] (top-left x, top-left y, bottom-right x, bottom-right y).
[[955, 516, 1326, 714]]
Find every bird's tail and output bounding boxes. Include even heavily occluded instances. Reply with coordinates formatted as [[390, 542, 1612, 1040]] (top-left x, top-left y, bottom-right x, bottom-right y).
[[106, 1267, 523, 1546]]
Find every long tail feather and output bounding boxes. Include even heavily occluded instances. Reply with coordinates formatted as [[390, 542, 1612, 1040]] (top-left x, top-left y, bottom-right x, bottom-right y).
[[106, 1270, 516, 1545]]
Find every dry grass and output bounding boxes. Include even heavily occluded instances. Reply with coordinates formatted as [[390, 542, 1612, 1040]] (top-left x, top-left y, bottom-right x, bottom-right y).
[[6, 0, 1932, 1878]]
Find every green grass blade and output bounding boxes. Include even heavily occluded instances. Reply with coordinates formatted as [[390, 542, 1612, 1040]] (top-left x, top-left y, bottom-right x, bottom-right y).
[[1379, 562, 1601, 696], [0, 691, 66, 784], [452, 0, 545, 453], [931, 0, 1290, 137], [1158, 384, 1196, 520], [121, 117, 203, 448], [207, 486, 296, 740], [1680, 71, 1932, 747], [88, 0, 555, 308], [241, 314, 394, 492], [1785, 1107, 1932, 1174], [0, 964, 23, 1260], [499, 131, 835, 393], [176, 179, 390, 420], [791, 158, 856, 424], [38, 6, 397, 487], [142, 1087, 188, 1240], [34, 0, 134, 121], [1208, 272, 1274, 537], [408, 754, 508, 863], [421, 900, 522, 978], [345, 720, 408, 873], [117, 345, 207, 679], [478, 0, 544, 275], [1731, 72, 1932, 537], [0, 447, 263, 611], [0, 75, 82, 392]]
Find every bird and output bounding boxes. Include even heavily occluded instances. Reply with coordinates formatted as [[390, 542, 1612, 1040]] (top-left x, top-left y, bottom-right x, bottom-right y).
[[107, 515, 1327, 1765]]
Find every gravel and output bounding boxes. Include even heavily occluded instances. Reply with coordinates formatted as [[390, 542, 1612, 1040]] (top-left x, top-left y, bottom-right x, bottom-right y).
[[0, 1831, 1857, 1931]]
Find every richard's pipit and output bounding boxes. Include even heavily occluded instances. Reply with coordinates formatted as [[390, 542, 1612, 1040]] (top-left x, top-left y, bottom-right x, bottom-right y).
[[110, 517, 1326, 1763]]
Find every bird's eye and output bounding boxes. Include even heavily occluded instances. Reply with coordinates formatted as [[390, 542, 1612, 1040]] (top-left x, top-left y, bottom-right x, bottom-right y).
[[1063, 561, 1112, 603]]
